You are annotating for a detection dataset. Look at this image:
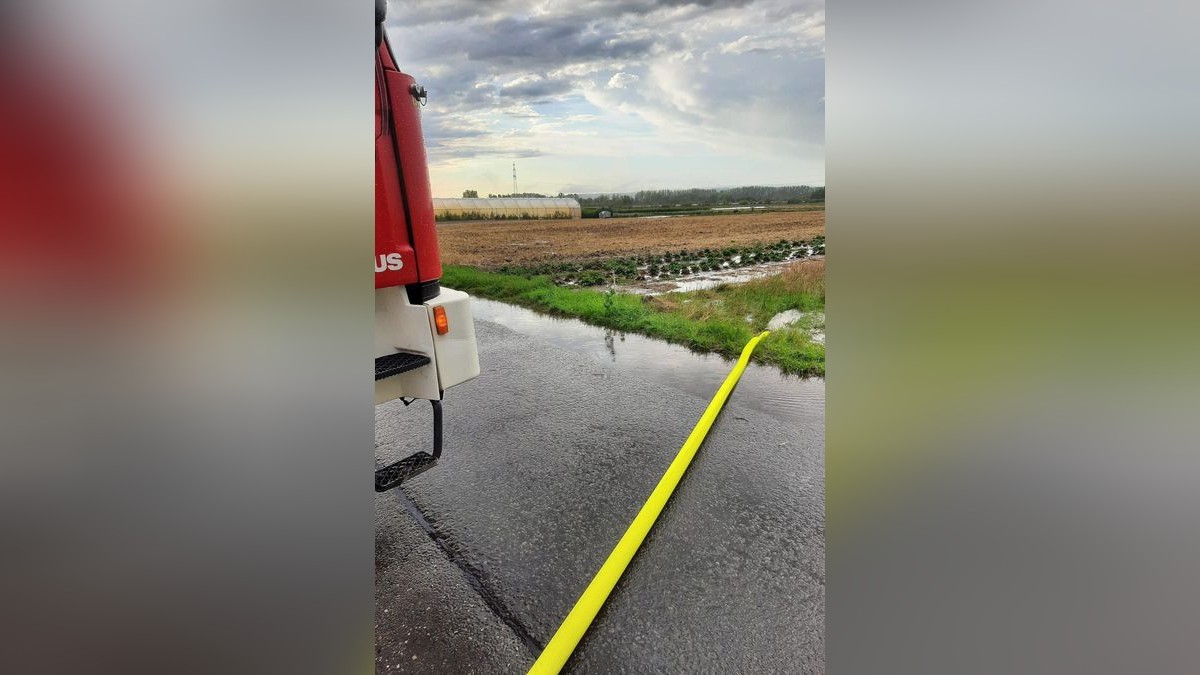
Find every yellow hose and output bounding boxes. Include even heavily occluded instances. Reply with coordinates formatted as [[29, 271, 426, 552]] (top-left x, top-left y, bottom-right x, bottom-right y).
[[528, 330, 771, 674]]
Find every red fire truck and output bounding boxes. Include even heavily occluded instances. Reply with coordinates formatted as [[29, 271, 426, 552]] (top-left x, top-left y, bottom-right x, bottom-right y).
[[375, 0, 479, 491]]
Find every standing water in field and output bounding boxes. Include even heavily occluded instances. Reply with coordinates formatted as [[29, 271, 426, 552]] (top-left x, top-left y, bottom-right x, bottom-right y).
[[619, 258, 815, 295], [470, 298, 824, 428]]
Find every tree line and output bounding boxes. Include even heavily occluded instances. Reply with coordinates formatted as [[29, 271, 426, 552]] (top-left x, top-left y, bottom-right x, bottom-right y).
[[461, 185, 825, 205], [572, 185, 823, 206], [478, 192, 554, 199]]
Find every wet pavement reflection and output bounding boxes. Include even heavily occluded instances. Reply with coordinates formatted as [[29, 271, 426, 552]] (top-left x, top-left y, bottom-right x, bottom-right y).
[[471, 297, 824, 428]]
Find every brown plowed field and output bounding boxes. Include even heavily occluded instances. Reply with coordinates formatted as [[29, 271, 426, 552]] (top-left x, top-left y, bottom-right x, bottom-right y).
[[437, 209, 825, 268]]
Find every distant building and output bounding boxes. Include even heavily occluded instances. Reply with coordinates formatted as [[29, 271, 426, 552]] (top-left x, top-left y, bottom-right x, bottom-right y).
[[432, 197, 581, 221]]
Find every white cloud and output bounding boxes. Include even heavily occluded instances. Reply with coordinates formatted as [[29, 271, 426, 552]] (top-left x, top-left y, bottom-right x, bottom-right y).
[[606, 72, 640, 89], [385, 0, 824, 195]]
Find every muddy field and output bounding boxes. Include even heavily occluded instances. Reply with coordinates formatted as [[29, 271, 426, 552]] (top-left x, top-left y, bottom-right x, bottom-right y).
[[437, 209, 825, 268]]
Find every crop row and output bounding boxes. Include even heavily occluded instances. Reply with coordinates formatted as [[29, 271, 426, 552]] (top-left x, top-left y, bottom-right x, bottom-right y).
[[493, 237, 826, 286]]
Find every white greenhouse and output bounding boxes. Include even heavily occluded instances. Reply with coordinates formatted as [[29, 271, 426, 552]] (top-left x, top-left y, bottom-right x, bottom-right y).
[[432, 197, 581, 221]]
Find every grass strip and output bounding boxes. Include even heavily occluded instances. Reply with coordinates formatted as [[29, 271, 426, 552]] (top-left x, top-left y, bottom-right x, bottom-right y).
[[444, 264, 824, 377]]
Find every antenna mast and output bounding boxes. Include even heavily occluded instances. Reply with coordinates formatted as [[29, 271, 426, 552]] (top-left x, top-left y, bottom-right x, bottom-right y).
[[512, 162, 517, 196]]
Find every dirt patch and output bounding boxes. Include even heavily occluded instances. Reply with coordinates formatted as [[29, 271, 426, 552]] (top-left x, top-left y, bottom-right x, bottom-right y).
[[437, 210, 825, 268]]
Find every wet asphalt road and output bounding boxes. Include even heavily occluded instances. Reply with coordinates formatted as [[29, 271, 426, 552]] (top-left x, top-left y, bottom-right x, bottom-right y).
[[375, 318, 824, 673]]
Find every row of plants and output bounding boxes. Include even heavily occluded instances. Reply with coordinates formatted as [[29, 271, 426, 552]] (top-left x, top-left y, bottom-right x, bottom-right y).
[[492, 236, 826, 287]]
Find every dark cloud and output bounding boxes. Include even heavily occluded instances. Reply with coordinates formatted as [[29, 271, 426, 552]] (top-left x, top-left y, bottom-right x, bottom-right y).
[[381, 0, 483, 26], [498, 77, 575, 100], [390, 9, 666, 115], [386, 0, 762, 27], [462, 16, 666, 66], [421, 119, 489, 143], [404, 66, 497, 116], [428, 145, 544, 161], [655, 0, 755, 7], [384, 0, 823, 163]]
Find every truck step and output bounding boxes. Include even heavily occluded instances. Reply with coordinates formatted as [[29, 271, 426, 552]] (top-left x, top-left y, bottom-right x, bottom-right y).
[[375, 352, 431, 380], [375, 452, 437, 491]]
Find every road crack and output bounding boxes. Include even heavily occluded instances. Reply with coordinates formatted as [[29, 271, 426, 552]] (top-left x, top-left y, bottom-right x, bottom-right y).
[[388, 489, 544, 658]]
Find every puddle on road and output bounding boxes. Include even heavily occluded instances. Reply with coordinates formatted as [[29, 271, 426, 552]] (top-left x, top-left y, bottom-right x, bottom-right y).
[[471, 298, 824, 428]]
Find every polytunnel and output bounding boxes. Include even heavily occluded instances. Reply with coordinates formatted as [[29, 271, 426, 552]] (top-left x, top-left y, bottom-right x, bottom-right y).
[[431, 197, 581, 221]]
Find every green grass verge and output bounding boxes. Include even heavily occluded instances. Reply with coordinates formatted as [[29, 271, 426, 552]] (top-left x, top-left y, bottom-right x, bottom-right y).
[[444, 264, 824, 377]]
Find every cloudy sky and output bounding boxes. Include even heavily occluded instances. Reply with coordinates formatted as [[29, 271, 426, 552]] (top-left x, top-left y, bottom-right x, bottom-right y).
[[383, 0, 823, 198]]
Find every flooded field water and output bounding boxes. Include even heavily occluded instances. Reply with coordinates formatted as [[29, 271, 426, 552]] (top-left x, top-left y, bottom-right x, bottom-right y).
[[617, 258, 816, 295]]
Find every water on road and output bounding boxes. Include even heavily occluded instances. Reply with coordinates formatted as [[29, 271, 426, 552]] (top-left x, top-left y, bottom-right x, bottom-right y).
[[377, 300, 825, 672], [471, 297, 824, 428]]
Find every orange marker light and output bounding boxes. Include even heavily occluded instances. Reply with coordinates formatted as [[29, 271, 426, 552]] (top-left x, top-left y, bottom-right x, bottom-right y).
[[433, 306, 449, 335]]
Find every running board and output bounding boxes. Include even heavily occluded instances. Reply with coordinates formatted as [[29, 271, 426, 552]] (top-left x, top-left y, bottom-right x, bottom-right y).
[[375, 399, 443, 491], [375, 352, 432, 380]]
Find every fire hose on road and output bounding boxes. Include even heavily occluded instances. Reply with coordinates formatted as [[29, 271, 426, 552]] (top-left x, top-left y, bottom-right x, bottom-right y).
[[528, 330, 772, 674]]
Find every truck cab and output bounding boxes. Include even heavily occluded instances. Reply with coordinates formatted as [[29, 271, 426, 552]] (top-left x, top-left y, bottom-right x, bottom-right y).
[[375, 0, 479, 490]]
